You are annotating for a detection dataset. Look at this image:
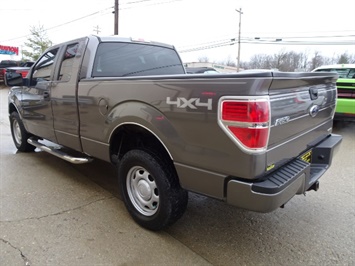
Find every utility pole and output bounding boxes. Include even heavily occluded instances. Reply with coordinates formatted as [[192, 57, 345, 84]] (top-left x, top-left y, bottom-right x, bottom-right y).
[[93, 25, 101, 34], [236, 8, 243, 72], [114, 0, 119, 35]]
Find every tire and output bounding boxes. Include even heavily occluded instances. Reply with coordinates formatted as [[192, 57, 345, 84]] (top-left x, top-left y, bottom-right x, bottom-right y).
[[10, 112, 36, 152], [118, 149, 188, 231]]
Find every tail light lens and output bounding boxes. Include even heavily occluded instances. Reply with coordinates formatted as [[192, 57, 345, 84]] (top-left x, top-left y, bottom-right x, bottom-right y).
[[218, 97, 270, 152]]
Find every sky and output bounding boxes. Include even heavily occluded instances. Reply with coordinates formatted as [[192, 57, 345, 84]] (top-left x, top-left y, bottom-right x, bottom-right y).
[[0, 0, 354, 63]]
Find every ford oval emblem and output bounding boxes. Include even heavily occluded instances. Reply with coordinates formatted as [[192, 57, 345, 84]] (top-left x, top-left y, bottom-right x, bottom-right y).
[[309, 105, 320, 117]]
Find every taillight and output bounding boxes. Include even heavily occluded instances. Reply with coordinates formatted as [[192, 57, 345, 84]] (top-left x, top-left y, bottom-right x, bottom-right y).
[[218, 97, 270, 153], [22, 71, 29, 78]]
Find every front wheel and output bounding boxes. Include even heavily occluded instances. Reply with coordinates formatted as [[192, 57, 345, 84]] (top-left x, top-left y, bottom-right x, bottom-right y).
[[118, 149, 188, 231], [10, 112, 35, 152]]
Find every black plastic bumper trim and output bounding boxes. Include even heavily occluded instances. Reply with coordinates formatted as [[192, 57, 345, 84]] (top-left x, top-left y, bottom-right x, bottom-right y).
[[251, 134, 342, 194], [252, 159, 309, 194]]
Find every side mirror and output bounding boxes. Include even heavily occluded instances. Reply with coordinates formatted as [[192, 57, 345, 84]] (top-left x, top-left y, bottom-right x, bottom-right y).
[[5, 71, 24, 87]]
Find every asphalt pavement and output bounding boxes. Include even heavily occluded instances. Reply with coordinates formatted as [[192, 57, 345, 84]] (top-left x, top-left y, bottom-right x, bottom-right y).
[[0, 85, 354, 265]]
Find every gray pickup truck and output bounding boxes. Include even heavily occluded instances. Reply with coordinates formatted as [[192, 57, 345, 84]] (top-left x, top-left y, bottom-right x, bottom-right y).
[[6, 35, 342, 230]]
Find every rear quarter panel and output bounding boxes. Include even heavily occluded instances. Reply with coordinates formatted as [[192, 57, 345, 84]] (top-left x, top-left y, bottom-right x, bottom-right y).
[[77, 75, 273, 179]]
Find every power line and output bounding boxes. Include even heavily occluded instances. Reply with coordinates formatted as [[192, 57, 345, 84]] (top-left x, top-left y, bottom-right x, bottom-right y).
[[247, 35, 355, 40], [46, 7, 112, 31], [178, 34, 355, 50], [0, 6, 113, 43], [178, 38, 232, 49], [123, 0, 158, 4], [119, 0, 182, 10], [178, 41, 234, 53], [244, 41, 355, 45], [1, 0, 183, 43], [243, 29, 355, 36], [177, 38, 355, 53]]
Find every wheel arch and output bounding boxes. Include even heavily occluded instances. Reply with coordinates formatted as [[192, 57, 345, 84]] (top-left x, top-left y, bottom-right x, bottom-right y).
[[105, 101, 182, 164], [109, 122, 173, 164], [8, 87, 23, 116], [9, 102, 26, 127], [9, 102, 18, 115]]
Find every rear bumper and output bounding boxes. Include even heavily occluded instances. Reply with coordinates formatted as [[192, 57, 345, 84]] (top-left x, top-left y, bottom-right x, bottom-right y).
[[226, 134, 342, 212]]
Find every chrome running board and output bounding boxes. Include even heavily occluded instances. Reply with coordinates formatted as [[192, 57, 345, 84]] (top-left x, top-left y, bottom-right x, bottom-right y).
[[27, 137, 93, 164]]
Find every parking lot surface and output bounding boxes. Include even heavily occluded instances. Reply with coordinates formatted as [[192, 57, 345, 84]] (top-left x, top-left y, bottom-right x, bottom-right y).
[[1, 86, 354, 265]]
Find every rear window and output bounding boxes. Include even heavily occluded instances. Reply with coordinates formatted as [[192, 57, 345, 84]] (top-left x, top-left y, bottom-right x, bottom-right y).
[[314, 68, 355, 79], [92, 42, 185, 77], [0, 60, 19, 67]]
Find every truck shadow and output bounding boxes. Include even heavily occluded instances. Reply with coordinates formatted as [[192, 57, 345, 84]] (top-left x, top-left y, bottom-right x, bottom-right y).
[[71, 159, 120, 199], [68, 156, 335, 264], [333, 120, 355, 134]]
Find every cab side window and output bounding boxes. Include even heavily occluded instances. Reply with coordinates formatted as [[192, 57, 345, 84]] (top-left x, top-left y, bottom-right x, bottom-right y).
[[32, 48, 59, 82], [58, 43, 79, 82], [92, 42, 185, 77]]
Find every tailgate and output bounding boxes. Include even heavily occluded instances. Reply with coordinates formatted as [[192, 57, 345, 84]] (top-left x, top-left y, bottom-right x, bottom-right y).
[[266, 72, 338, 167]]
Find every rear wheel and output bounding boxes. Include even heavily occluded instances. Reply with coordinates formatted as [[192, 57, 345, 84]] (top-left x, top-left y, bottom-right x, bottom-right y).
[[10, 112, 35, 152], [118, 149, 188, 231]]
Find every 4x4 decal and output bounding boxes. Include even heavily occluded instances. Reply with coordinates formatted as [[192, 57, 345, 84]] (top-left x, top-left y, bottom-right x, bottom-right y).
[[166, 97, 212, 110]]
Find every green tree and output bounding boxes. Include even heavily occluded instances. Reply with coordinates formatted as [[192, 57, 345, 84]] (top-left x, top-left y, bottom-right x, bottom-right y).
[[22, 25, 52, 61], [337, 52, 351, 64]]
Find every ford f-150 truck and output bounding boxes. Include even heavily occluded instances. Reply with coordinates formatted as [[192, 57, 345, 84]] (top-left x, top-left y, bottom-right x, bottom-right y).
[[6, 35, 342, 231]]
